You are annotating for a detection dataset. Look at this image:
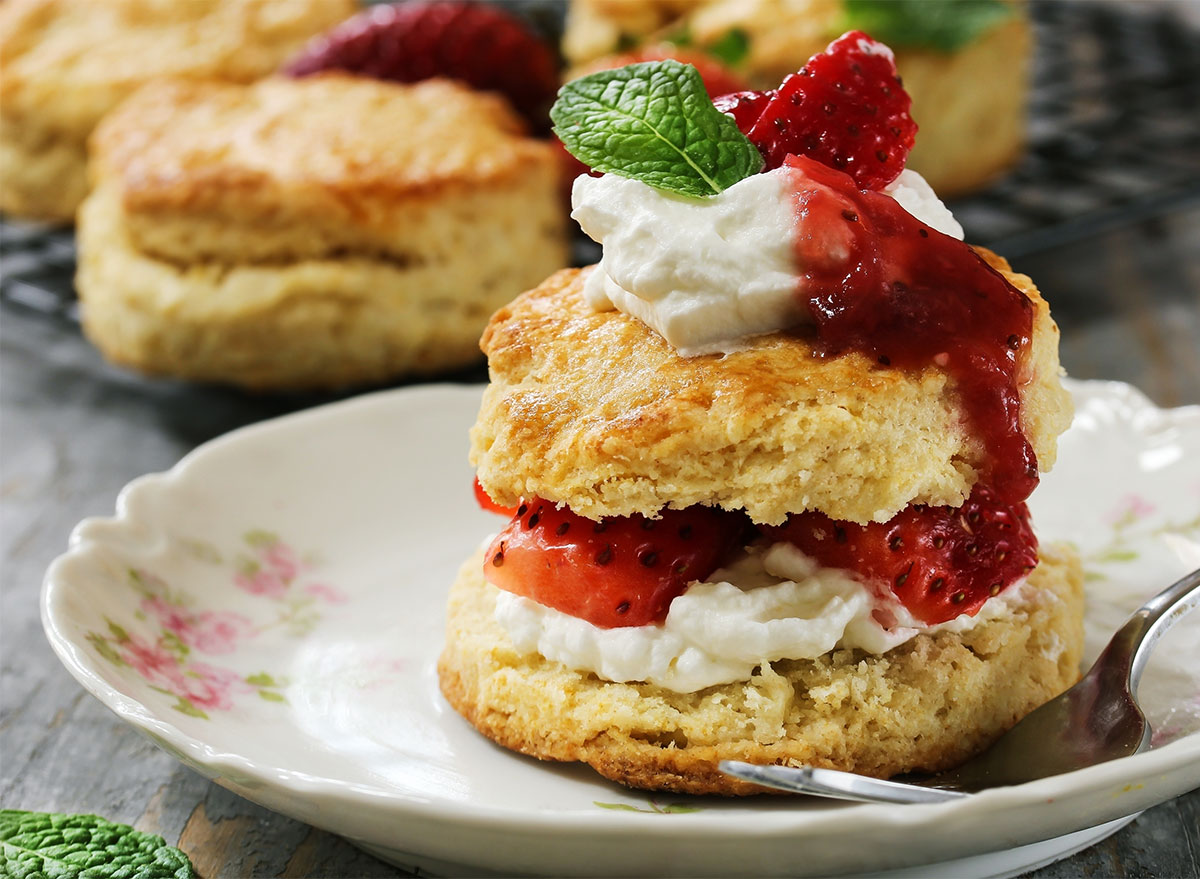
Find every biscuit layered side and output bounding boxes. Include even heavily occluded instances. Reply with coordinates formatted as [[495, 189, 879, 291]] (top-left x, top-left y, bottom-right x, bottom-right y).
[[0, 0, 356, 221], [471, 252, 1072, 526], [439, 543, 1084, 795], [562, 0, 1029, 196], [78, 76, 569, 389]]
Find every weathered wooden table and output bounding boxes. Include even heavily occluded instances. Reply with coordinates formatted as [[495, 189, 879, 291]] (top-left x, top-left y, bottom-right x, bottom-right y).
[[2, 202, 1197, 876]]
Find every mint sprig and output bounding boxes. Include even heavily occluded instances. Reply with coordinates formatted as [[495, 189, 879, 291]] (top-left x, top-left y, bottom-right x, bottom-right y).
[[551, 60, 764, 198], [0, 810, 196, 878], [839, 0, 1013, 53]]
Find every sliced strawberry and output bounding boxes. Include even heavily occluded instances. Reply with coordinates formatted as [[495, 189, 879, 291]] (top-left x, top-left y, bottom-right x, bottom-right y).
[[712, 89, 774, 132], [284, 2, 560, 131], [746, 31, 917, 189], [765, 485, 1038, 625], [575, 45, 749, 99], [474, 477, 518, 517], [484, 501, 747, 628]]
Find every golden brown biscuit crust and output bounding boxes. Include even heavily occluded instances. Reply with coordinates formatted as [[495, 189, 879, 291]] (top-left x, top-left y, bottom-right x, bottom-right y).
[[76, 74, 569, 389], [0, 0, 355, 221], [89, 75, 560, 265], [562, 0, 1029, 196], [76, 176, 567, 390], [438, 544, 1084, 795], [470, 255, 1071, 525]]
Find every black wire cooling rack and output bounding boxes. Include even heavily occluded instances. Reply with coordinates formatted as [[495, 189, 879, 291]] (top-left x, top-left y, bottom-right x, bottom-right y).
[[3, 0, 1198, 326]]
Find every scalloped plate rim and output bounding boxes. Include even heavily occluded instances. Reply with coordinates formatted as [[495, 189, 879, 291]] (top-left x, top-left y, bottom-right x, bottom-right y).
[[40, 379, 1200, 843]]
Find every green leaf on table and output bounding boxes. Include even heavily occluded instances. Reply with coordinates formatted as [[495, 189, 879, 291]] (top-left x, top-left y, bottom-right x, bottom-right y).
[[0, 810, 196, 878], [245, 671, 278, 687], [839, 0, 1013, 52], [551, 60, 763, 198], [258, 689, 287, 703]]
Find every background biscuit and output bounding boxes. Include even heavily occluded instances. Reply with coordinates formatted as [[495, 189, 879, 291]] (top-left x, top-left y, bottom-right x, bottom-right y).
[[77, 77, 569, 389], [563, 0, 1029, 196], [0, 0, 355, 221]]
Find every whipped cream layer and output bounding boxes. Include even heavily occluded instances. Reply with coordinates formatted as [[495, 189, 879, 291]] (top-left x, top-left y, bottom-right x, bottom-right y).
[[572, 167, 963, 355], [495, 542, 1024, 693]]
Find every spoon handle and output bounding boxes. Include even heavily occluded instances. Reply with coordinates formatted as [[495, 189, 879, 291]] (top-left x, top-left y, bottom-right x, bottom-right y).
[[1110, 567, 1200, 692], [717, 761, 967, 804]]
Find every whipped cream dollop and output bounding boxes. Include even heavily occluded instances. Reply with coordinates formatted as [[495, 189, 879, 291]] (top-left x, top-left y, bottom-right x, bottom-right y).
[[495, 542, 1025, 693], [572, 166, 963, 355]]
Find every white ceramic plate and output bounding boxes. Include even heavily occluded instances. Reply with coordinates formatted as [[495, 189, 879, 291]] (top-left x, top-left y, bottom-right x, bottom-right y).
[[43, 380, 1200, 878]]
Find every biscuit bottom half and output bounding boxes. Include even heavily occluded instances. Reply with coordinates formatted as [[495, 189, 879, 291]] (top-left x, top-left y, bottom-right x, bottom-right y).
[[438, 544, 1084, 795]]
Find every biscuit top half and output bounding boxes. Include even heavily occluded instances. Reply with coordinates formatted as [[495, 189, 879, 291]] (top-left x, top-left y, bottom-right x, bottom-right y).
[[89, 75, 562, 265], [0, 0, 354, 135], [470, 252, 1072, 526]]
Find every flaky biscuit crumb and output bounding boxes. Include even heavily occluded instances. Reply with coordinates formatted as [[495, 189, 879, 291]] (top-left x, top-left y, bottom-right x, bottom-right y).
[[438, 543, 1084, 795], [471, 258, 1072, 525]]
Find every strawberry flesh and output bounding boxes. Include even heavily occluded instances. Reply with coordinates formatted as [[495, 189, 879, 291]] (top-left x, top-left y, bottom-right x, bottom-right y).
[[712, 89, 775, 131], [474, 476, 518, 517], [484, 501, 747, 628], [746, 31, 916, 189], [765, 485, 1038, 625], [783, 154, 1038, 503], [284, 2, 559, 132]]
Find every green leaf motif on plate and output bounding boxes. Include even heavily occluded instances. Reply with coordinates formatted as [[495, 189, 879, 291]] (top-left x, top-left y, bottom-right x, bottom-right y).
[[594, 800, 702, 814]]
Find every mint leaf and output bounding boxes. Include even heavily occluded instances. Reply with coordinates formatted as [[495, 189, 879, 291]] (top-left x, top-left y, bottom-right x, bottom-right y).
[[706, 28, 750, 67], [840, 0, 1013, 52], [552, 60, 763, 198], [0, 810, 195, 878]]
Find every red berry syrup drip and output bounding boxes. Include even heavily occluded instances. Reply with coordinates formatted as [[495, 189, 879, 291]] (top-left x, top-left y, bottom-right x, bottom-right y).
[[783, 154, 1038, 504]]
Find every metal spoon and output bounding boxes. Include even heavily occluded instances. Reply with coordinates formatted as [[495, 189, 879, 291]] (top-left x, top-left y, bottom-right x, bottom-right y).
[[721, 566, 1200, 803]]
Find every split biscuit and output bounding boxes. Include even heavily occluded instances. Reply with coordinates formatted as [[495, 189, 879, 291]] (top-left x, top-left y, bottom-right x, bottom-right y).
[[78, 76, 569, 389], [471, 255, 1072, 525], [438, 543, 1085, 795], [0, 0, 355, 221], [562, 0, 1029, 196]]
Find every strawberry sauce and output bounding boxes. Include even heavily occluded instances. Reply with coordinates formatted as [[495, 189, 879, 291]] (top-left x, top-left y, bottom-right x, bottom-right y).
[[784, 155, 1038, 504]]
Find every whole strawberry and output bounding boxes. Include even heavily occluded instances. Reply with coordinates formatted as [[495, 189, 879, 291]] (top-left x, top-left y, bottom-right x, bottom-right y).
[[284, 2, 560, 132], [766, 485, 1038, 625], [730, 31, 917, 190]]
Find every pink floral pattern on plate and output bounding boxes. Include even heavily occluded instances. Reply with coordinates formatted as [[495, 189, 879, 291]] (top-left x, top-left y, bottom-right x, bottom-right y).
[[1075, 494, 1200, 582], [86, 530, 344, 719]]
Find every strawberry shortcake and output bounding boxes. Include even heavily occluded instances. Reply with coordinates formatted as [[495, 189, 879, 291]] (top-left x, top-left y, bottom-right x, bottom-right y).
[[438, 33, 1083, 795]]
